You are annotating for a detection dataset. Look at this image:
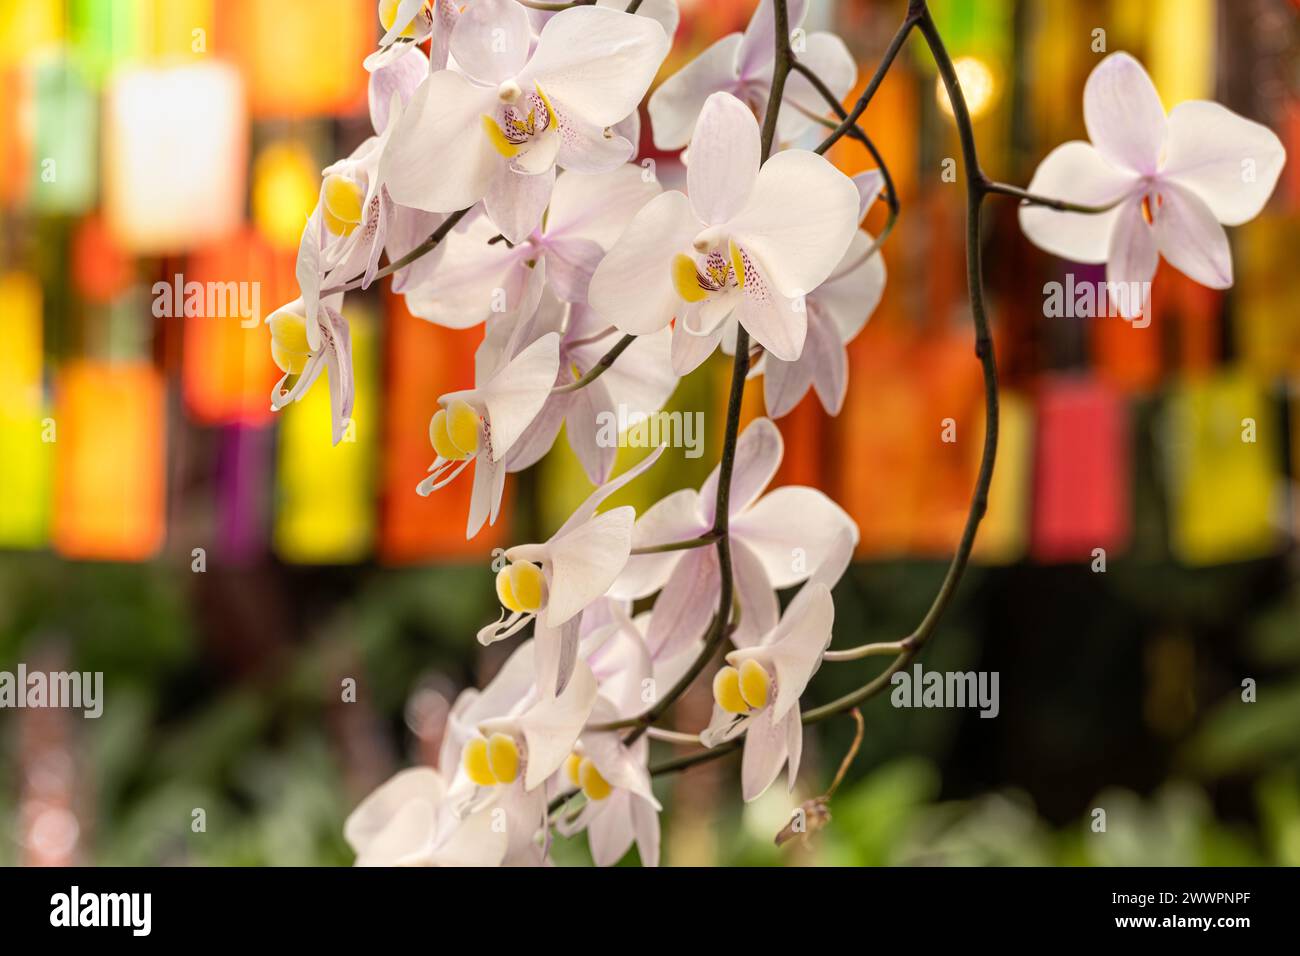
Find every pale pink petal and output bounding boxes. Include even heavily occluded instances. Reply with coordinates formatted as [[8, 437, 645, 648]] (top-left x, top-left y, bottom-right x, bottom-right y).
[[730, 485, 857, 588], [645, 546, 720, 659], [541, 237, 606, 302], [740, 704, 789, 802], [762, 349, 815, 419], [688, 92, 761, 226], [736, 0, 809, 81], [547, 165, 663, 250], [519, 661, 598, 788], [380, 70, 501, 212], [1161, 100, 1287, 226], [478, 332, 561, 458], [368, 46, 429, 134], [647, 34, 742, 150], [544, 506, 637, 627], [484, 166, 556, 245], [776, 31, 855, 142], [670, 319, 725, 376], [731, 252, 805, 361], [587, 791, 636, 865], [1153, 182, 1233, 289], [724, 149, 859, 298], [1083, 52, 1167, 176], [1105, 199, 1159, 320], [450, 0, 532, 84], [730, 537, 779, 648], [700, 416, 783, 524], [523, 6, 670, 128], [805, 306, 850, 415], [629, 792, 661, 866], [565, 375, 620, 484]]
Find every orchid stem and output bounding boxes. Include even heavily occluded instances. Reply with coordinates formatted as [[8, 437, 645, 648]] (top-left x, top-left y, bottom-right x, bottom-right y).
[[978, 177, 1119, 214], [319, 206, 471, 297], [630, 532, 721, 556], [551, 334, 636, 394]]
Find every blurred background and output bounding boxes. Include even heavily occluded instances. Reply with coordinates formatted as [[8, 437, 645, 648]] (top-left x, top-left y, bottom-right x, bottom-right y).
[[1, 0, 1298, 866]]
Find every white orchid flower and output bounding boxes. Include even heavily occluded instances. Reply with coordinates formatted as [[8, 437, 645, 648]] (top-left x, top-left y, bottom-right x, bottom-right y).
[[478, 445, 667, 696], [449, 661, 599, 862], [612, 416, 857, 657], [1019, 52, 1286, 319], [344, 767, 507, 866], [589, 91, 859, 373], [699, 579, 834, 802], [406, 164, 662, 327], [266, 287, 354, 446], [380, 0, 670, 242], [762, 170, 886, 417], [647, 0, 855, 151], [504, 293, 679, 485], [555, 706, 662, 867], [364, 0, 435, 72], [417, 330, 560, 538]]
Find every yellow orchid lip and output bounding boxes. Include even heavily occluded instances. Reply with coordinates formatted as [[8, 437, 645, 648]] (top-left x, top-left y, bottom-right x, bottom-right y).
[[672, 244, 744, 303]]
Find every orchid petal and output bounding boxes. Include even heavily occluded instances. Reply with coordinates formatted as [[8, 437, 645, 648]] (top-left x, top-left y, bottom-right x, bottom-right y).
[[523, 6, 670, 128], [544, 506, 637, 627], [647, 34, 742, 150], [368, 46, 429, 134], [645, 546, 719, 659], [730, 485, 858, 588], [1105, 199, 1159, 320], [740, 703, 789, 802], [381, 70, 500, 213], [450, 0, 532, 85], [519, 661, 599, 790], [724, 149, 859, 298], [1083, 52, 1167, 176], [1162, 100, 1287, 226], [700, 416, 783, 524], [1154, 182, 1233, 289], [688, 92, 761, 226], [479, 332, 561, 459]]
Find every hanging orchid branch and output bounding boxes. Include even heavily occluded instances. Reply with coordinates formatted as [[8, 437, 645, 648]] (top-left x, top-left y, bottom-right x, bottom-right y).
[[273, 0, 1284, 866]]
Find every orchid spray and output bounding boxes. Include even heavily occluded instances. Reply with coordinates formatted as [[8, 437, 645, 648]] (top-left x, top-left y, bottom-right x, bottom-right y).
[[265, 0, 1286, 865]]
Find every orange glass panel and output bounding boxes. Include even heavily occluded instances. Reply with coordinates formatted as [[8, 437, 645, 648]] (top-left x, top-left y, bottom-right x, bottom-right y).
[[182, 230, 293, 426], [53, 362, 166, 561]]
